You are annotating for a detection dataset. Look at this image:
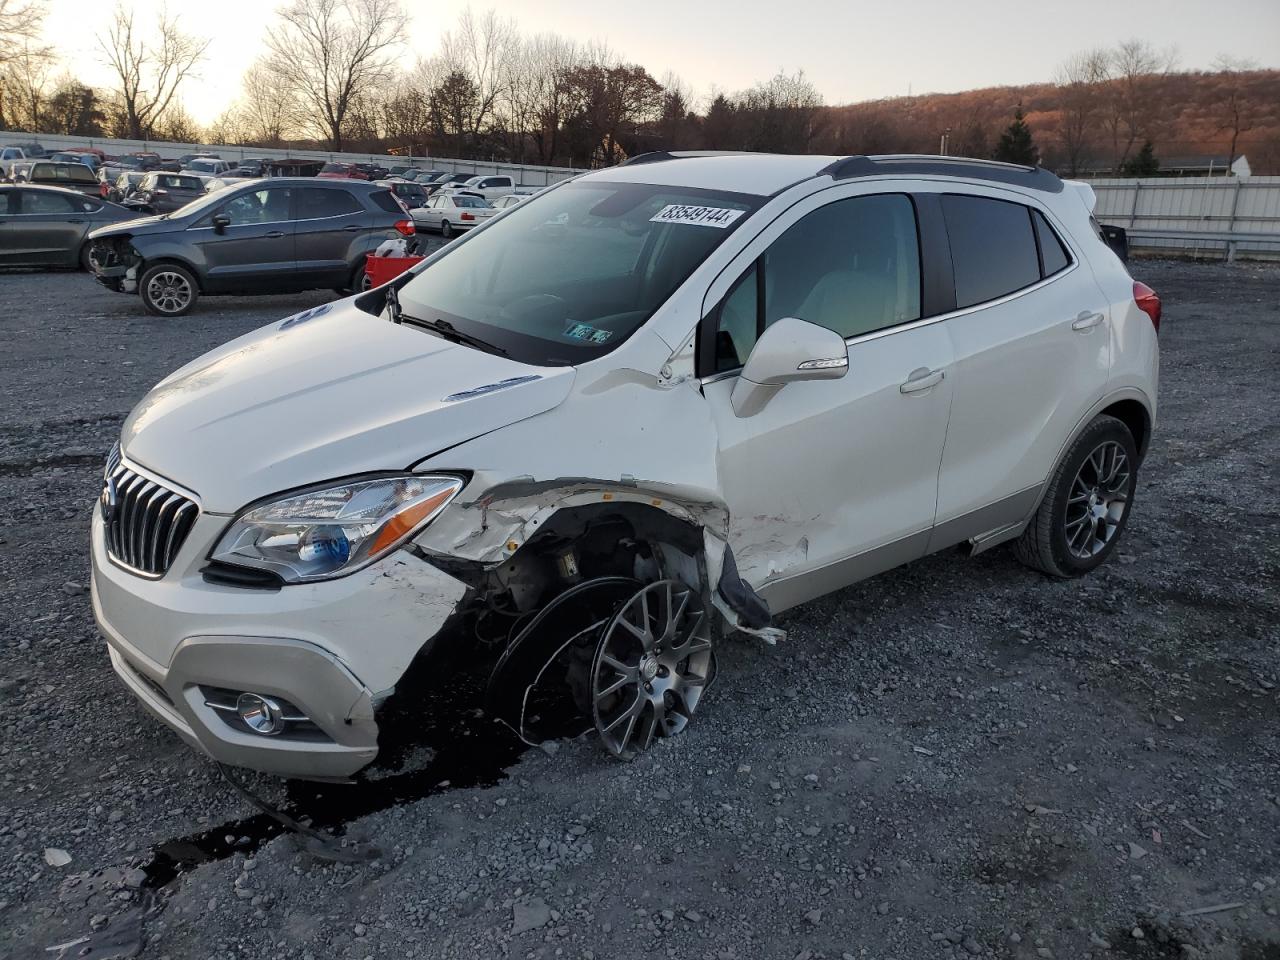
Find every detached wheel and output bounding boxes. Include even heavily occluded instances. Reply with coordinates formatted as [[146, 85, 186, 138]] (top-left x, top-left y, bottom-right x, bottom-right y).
[[440, 220, 453, 238], [139, 264, 198, 317], [591, 580, 715, 757], [1015, 414, 1138, 577]]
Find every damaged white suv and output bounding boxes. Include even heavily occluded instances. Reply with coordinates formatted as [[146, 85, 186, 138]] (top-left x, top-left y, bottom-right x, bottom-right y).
[[91, 153, 1160, 780]]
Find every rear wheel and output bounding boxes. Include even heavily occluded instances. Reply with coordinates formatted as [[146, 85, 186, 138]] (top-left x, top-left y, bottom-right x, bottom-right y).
[[1015, 414, 1138, 577], [78, 242, 93, 272], [440, 220, 453, 238], [139, 263, 198, 317]]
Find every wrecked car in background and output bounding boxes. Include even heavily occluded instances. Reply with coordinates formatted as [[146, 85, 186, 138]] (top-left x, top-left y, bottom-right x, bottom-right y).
[[90, 152, 1160, 780]]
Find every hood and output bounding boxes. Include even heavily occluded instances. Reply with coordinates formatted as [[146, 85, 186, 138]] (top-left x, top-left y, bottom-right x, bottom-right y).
[[89, 212, 173, 239], [121, 301, 575, 513]]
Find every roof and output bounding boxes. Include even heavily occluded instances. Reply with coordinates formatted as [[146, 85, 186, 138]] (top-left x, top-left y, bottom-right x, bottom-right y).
[[590, 151, 1062, 196]]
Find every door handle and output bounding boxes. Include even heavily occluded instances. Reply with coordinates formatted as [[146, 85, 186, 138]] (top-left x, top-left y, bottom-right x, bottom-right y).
[[900, 367, 945, 394], [264, 230, 286, 238], [67, 219, 85, 224], [1071, 310, 1105, 332], [343, 225, 362, 232]]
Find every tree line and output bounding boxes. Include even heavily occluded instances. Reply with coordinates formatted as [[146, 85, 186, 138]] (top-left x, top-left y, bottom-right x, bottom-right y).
[[1, 0, 1275, 175]]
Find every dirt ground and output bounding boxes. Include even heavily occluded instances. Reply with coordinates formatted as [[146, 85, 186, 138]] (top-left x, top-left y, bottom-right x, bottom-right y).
[[0, 259, 1276, 960]]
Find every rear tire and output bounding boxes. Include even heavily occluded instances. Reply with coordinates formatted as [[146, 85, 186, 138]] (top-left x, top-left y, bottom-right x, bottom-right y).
[[440, 220, 453, 238], [78, 242, 93, 272], [1015, 414, 1138, 578], [139, 263, 198, 317]]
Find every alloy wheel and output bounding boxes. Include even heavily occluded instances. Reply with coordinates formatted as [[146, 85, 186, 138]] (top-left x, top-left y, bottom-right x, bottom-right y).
[[591, 580, 714, 757], [146, 271, 193, 314], [1064, 440, 1130, 559]]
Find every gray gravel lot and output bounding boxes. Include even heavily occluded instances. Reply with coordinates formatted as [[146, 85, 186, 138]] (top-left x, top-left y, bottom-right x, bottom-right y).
[[0, 259, 1277, 960]]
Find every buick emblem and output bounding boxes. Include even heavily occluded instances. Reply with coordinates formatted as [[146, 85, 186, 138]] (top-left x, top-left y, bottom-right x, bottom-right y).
[[100, 475, 118, 521]]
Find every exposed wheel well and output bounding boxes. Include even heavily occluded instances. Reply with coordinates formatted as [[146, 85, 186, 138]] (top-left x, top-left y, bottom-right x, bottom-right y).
[[1099, 399, 1151, 461]]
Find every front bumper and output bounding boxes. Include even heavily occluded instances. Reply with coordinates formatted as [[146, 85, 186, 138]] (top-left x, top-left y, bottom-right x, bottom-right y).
[[90, 500, 468, 780]]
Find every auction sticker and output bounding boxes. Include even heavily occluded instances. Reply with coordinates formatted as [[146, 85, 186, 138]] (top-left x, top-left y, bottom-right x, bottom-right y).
[[650, 204, 744, 228]]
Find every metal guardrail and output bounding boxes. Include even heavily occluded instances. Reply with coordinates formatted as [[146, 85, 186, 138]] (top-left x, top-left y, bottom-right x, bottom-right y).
[[1121, 228, 1280, 262]]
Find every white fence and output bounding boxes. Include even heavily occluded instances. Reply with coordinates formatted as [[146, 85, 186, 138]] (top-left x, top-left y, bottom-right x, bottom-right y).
[[1091, 176, 1280, 261], [0, 130, 584, 187]]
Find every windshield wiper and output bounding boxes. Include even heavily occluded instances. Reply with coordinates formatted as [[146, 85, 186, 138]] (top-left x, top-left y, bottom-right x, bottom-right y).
[[399, 313, 508, 357], [385, 284, 404, 324]]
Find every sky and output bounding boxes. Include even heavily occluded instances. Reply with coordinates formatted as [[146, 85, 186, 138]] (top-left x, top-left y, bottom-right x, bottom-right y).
[[40, 0, 1280, 126]]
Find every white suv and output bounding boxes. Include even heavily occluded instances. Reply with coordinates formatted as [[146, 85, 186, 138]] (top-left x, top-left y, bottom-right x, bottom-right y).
[[90, 153, 1160, 779]]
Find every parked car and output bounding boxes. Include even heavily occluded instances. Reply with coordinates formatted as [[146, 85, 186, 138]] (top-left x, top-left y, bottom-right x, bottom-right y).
[[5, 142, 45, 159], [316, 162, 369, 180], [353, 162, 389, 180], [125, 172, 208, 214], [1, 146, 26, 178], [0, 185, 135, 269], [128, 153, 166, 172], [88, 153, 1160, 779], [178, 153, 221, 167], [17, 160, 101, 197], [48, 151, 100, 172], [377, 178, 429, 211], [411, 191, 495, 237], [183, 158, 233, 177], [439, 174, 522, 201], [203, 175, 260, 193], [489, 193, 526, 211], [88, 177, 414, 316], [402, 169, 448, 184], [104, 171, 150, 202]]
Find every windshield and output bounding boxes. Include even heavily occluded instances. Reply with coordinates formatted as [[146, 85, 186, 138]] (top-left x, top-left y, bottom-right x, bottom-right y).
[[395, 180, 760, 366]]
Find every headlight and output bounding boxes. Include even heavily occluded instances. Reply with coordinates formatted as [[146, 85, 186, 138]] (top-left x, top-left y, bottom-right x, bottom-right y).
[[211, 475, 463, 583]]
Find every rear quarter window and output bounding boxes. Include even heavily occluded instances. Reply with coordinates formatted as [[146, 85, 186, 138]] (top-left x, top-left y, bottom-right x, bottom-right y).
[[369, 190, 402, 214], [941, 194, 1041, 308]]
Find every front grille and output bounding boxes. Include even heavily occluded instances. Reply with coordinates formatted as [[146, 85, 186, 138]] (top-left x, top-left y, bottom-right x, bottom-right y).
[[102, 447, 198, 577]]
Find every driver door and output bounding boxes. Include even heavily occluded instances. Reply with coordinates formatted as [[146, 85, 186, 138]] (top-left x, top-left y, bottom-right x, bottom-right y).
[[700, 189, 955, 613], [189, 185, 296, 292]]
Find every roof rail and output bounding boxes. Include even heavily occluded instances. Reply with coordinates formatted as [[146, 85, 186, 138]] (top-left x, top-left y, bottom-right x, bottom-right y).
[[620, 151, 678, 166], [819, 154, 1064, 193]]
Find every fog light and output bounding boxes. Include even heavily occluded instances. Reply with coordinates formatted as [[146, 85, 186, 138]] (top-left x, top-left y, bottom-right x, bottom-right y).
[[236, 692, 285, 736]]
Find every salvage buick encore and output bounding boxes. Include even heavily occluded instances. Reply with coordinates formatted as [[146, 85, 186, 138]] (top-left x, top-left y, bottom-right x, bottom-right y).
[[90, 153, 1160, 780]]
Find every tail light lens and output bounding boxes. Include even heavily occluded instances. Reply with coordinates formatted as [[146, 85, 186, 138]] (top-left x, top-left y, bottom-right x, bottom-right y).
[[460, 212, 475, 221], [1133, 281, 1161, 332], [393, 219, 414, 237]]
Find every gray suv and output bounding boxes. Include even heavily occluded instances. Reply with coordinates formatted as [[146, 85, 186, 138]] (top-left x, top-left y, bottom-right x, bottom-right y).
[[88, 178, 414, 316]]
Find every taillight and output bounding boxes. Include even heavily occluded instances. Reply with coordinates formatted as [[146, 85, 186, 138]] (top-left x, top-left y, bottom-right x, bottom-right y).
[[393, 219, 414, 236], [1133, 281, 1161, 332], [460, 212, 474, 221]]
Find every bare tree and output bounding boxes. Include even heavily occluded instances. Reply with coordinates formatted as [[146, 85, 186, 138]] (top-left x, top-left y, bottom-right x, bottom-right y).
[[265, 0, 407, 151], [98, 4, 209, 140], [1102, 39, 1178, 172], [5, 41, 53, 130], [506, 32, 581, 164], [0, 0, 51, 130], [1054, 49, 1110, 176], [438, 8, 518, 149], [1212, 54, 1259, 167]]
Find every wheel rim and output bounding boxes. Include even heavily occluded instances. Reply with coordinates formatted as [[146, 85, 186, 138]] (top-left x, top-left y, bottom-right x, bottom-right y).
[[591, 580, 714, 757], [1064, 440, 1130, 559], [146, 271, 192, 314]]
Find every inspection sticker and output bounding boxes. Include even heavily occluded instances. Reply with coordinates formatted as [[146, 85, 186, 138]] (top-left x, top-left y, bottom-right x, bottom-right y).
[[649, 204, 744, 228]]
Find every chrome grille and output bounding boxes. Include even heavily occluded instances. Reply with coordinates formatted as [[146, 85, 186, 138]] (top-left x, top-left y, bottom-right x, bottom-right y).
[[102, 447, 198, 577]]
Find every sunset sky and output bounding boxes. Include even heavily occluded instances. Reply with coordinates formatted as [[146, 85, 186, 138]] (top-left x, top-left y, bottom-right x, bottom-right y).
[[40, 0, 1280, 124]]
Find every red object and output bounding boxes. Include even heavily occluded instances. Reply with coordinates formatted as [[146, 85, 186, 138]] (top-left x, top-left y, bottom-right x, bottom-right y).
[[1133, 281, 1161, 332], [364, 253, 424, 288], [460, 212, 475, 221], [393, 219, 414, 237]]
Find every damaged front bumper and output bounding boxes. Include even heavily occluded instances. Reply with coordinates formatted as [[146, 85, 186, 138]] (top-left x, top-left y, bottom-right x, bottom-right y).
[[90, 509, 469, 781], [89, 236, 140, 293]]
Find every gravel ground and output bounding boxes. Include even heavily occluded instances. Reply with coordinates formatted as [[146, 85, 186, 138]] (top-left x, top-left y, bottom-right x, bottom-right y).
[[0, 259, 1277, 960]]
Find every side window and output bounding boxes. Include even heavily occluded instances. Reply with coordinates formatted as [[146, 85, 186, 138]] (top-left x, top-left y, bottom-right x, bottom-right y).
[[19, 190, 77, 214], [369, 190, 402, 214], [297, 187, 362, 219], [713, 263, 760, 372], [1032, 210, 1071, 277], [762, 193, 921, 340], [221, 187, 291, 225], [940, 195, 1041, 308]]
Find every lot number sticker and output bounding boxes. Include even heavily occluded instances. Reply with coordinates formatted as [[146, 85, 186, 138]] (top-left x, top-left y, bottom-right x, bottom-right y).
[[650, 204, 744, 228]]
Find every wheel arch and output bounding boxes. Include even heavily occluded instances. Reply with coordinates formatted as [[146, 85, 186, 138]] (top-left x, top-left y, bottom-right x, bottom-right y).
[[139, 255, 204, 292]]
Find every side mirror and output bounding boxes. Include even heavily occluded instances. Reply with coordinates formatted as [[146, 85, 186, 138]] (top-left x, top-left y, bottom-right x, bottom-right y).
[[730, 316, 848, 417], [212, 213, 231, 233]]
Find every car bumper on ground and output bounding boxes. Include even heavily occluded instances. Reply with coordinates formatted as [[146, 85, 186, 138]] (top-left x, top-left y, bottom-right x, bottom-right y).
[[90, 501, 469, 780]]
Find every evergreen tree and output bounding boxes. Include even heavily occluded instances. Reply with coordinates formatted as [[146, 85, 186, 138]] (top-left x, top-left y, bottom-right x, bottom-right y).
[[994, 107, 1040, 165], [1121, 141, 1160, 176]]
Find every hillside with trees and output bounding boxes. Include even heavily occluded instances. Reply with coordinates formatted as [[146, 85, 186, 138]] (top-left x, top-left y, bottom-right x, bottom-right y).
[[1, 0, 1277, 175]]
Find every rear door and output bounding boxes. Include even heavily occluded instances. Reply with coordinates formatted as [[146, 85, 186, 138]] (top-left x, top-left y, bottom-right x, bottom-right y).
[[189, 184, 296, 292], [293, 186, 369, 287], [3, 189, 88, 265], [928, 187, 1111, 547]]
